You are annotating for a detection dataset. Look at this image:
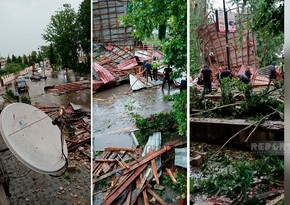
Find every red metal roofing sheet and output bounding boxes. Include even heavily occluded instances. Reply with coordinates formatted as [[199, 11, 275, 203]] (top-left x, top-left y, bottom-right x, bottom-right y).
[[93, 62, 115, 84], [117, 58, 138, 70]]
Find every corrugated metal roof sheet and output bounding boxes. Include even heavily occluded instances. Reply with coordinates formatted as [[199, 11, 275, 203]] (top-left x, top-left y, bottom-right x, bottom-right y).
[[93, 62, 115, 84], [129, 74, 146, 91], [117, 58, 138, 70]]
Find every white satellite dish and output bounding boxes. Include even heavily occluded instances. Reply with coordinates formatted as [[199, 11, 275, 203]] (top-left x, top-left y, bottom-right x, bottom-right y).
[[0, 103, 68, 175]]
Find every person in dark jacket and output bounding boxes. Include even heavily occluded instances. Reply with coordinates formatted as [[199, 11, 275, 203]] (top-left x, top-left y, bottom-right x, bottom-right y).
[[162, 65, 172, 90], [180, 74, 187, 92], [201, 65, 212, 94], [237, 74, 250, 84], [144, 61, 153, 81], [268, 63, 277, 88], [245, 66, 252, 80]]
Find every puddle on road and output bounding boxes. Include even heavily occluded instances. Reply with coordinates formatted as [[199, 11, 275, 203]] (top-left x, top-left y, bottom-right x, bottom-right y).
[[93, 83, 179, 151], [8, 69, 91, 109]]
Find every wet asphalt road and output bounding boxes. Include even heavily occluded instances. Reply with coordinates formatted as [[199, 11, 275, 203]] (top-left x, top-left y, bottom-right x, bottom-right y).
[[10, 68, 91, 109], [93, 83, 179, 151]]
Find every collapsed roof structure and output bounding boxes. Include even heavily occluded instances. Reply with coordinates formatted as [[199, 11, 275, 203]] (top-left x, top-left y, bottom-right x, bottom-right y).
[[194, 9, 282, 87], [196, 9, 258, 71], [93, 0, 134, 47], [93, 1, 165, 92]]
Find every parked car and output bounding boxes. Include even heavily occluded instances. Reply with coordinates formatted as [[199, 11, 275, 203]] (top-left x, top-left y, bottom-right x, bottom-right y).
[[15, 78, 29, 93], [30, 74, 42, 81]]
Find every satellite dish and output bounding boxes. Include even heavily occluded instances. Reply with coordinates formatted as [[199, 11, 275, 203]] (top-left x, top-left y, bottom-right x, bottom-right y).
[[0, 103, 68, 175]]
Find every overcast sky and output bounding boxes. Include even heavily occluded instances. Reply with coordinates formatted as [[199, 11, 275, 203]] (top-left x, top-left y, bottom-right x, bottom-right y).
[[0, 0, 84, 58]]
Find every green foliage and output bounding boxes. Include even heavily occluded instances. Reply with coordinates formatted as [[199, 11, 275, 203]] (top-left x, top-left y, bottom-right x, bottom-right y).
[[229, 0, 284, 66], [4, 89, 16, 101], [20, 96, 31, 104], [192, 77, 283, 120], [43, 4, 79, 71], [162, 172, 187, 195], [63, 173, 70, 180], [1, 63, 25, 76], [121, 0, 187, 70], [172, 91, 187, 137], [196, 154, 284, 200], [190, 87, 215, 110], [133, 112, 178, 145], [190, 0, 207, 74], [76, 0, 91, 73]]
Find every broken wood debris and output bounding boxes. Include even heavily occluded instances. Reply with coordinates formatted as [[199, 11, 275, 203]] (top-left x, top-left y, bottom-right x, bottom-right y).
[[93, 144, 184, 204], [44, 81, 90, 95], [38, 103, 91, 152]]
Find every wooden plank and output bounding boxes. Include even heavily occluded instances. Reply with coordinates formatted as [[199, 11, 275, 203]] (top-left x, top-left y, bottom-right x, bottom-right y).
[[165, 168, 177, 184], [130, 157, 171, 205], [147, 188, 168, 205], [101, 163, 148, 205], [123, 146, 171, 175], [104, 147, 133, 152], [135, 178, 142, 205], [140, 172, 150, 205], [149, 147, 159, 184]]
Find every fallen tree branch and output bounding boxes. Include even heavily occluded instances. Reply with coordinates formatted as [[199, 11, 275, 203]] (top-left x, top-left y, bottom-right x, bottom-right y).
[[211, 111, 278, 158], [245, 111, 277, 142], [190, 102, 241, 117]]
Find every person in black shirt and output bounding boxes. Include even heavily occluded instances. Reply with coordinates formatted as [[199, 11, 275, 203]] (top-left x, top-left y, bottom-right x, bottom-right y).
[[201, 65, 212, 94], [144, 61, 153, 81], [180, 74, 187, 92], [245, 66, 252, 80], [237, 74, 250, 84], [268, 63, 277, 88], [217, 68, 233, 84], [162, 65, 172, 90]]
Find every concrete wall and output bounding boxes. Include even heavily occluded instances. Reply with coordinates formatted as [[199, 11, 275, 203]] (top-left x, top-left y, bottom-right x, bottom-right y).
[[190, 118, 284, 145], [0, 67, 32, 86]]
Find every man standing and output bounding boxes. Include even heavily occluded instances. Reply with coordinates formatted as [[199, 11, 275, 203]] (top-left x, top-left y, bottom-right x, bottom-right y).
[[151, 57, 159, 81], [201, 65, 212, 94], [162, 65, 172, 90], [180, 73, 187, 93], [144, 61, 153, 81], [245, 66, 252, 81], [268, 62, 277, 88]]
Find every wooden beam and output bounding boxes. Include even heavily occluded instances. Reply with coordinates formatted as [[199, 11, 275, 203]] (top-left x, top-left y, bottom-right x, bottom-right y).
[[123, 146, 171, 175], [101, 163, 148, 205], [147, 188, 168, 205], [149, 147, 159, 184]]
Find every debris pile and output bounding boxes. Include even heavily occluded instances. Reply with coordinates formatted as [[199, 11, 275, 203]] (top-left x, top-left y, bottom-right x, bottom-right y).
[[44, 81, 91, 95], [93, 143, 186, 205], [93, 44, 165, 92], [38, 103, 91, 152]]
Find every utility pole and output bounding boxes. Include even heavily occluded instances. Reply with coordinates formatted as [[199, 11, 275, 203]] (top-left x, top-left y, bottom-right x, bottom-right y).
[[223, 0, 230, 70]]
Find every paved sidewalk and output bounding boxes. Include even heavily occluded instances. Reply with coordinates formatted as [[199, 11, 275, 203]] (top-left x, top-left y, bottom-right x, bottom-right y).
[[0, 136, 91, 205]]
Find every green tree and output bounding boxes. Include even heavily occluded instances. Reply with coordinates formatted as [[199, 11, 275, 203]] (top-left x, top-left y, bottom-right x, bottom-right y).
[[11, 54, 17, 63], [121, 0, 187, 69], [7, 55, 11, 63], [77, 0, 91, 73], [47, 44, 58, 69], [190, 0, 208, 75], [31, 51, 38, 64], [17, 56, 22, 64], [229, 0, 284, 66], [23, 54, 28, 66], [43, 4, 79, 73]]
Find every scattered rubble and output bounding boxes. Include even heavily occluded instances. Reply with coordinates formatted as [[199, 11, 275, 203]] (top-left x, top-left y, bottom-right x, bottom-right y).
[[44, 81, 90, 95], [93, 140, 187, 205]]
